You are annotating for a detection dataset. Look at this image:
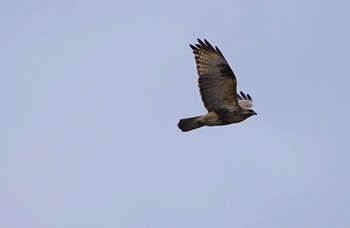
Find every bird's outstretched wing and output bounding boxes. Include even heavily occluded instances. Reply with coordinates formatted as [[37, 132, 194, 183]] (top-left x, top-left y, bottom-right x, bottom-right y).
[[237, 91, 253, 109], [190, 39, 239, 111]]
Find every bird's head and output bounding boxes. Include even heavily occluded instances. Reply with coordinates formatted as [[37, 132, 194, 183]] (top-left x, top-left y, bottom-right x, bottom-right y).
[[242, 109, 257, 119]]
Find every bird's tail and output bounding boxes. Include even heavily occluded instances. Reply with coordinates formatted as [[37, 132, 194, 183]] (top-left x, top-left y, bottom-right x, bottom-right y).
[[177, 116, 205, 132]]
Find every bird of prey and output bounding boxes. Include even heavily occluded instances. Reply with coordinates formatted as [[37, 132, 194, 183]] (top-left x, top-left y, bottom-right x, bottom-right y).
[[177, 39, 257, 132]]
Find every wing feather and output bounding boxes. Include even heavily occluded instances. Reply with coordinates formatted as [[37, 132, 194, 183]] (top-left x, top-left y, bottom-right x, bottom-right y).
[[237, 91, 254, 109], [191, 39, 239, 111]]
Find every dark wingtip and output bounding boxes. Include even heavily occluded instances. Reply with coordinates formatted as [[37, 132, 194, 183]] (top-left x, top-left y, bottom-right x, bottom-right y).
[[240, 91, 247, 99], [192, 38, 224, 57], [204, 39, 211, 47], [247, 94, 252, 101], [198, 38, 205, 46], [215, 46, 223, 55], [190, 44, 196, 50], [204, 39, 216, 51], [238, 91, 254, 101]]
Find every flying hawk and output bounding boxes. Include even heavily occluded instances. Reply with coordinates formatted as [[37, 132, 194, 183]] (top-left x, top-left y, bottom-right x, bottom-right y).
[[178, 39, 257, 132]]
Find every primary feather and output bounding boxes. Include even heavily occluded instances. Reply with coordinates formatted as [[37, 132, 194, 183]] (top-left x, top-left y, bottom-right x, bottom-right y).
[[178, 39, 257, 132]]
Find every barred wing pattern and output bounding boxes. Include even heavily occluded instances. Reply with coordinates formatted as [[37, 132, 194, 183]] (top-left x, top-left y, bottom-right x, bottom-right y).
[[177, 39, 257, 132], [190, 39, 240, 112]]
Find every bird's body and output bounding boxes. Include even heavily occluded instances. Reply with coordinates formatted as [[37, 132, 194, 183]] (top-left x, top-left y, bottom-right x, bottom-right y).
[[178, 39, 257, 132]]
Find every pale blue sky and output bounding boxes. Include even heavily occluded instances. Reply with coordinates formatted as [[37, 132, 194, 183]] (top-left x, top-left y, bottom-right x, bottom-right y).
[[1, 0, 350, 227]]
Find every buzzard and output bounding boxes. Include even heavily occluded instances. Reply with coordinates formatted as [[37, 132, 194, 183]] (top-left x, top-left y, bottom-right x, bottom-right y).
[[178, 39, 257, 132]]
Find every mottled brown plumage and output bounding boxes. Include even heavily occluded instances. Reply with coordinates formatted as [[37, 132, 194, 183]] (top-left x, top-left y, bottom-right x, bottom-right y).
[[178, 39, 257, 132], [190, 39, 239, 112]]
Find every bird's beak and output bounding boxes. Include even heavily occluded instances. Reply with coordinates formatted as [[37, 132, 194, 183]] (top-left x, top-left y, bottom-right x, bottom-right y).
[[252, 111, 257, 116]]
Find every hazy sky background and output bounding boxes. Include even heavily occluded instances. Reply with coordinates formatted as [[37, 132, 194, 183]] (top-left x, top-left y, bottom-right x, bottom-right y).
[[1, 0, 350, 227]]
